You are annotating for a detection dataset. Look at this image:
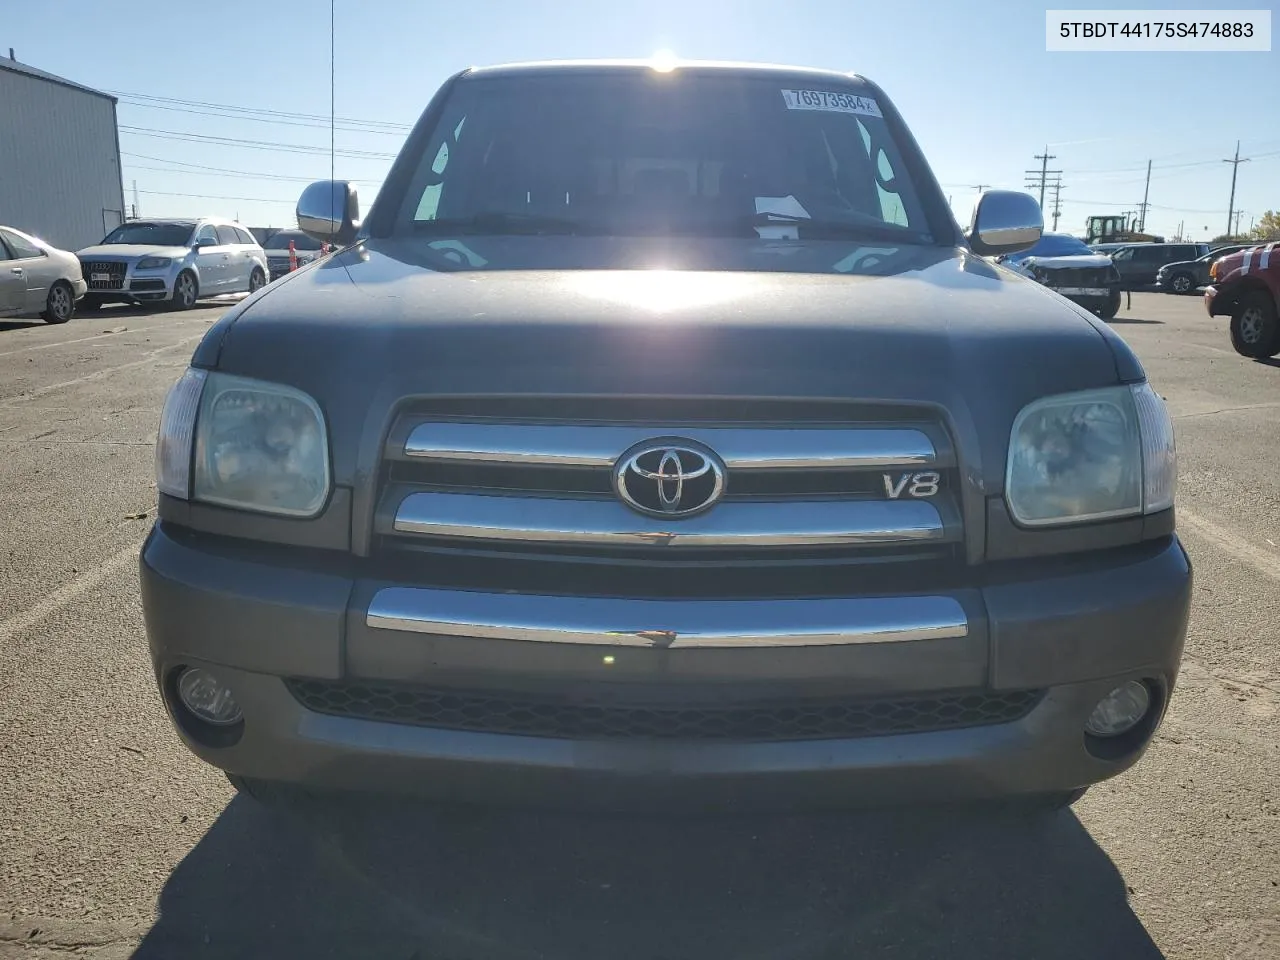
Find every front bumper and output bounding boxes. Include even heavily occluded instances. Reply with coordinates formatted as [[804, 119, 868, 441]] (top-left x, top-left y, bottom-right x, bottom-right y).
[[1204, 284, 1230, 317], [81, 261, 179, 303], [140, 524, 1192, 810]]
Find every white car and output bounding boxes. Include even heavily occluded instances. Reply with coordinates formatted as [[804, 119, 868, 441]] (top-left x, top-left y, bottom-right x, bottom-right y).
[[0, 226, 87, 324], [262, 229, 329, 281], [76, 218, 269, 312]]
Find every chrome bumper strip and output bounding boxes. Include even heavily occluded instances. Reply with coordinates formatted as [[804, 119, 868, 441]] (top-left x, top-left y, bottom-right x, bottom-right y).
[[366, 587, 969, 648]]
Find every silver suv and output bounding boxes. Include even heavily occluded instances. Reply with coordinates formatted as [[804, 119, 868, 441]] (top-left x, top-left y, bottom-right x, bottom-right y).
[[76, 218, 268, 311]]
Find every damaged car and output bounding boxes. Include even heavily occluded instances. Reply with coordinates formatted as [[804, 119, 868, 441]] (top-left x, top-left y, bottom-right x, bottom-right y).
[[999, 232, 1123, 319]]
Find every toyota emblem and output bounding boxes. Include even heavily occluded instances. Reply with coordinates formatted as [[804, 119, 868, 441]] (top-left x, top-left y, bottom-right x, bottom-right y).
[[613, 440, 726, 518]]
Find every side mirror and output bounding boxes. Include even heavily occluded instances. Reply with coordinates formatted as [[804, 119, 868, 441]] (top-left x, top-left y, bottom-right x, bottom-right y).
[[297, 180, 360, 246], [967, 190, 1043, 257], [194, 237, 217, 249]]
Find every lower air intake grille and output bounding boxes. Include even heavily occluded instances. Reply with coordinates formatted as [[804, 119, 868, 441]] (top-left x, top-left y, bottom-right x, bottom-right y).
[[286, 679, 1042, 742]]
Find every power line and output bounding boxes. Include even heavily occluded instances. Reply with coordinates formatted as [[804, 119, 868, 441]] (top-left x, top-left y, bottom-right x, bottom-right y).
[[137, 188, 296, 204], [120, 151, 380, 183], [118, 125, 397, 160], [106, 89, 409, 131], [123, 161, 381, 186], [114, 97, 407, 136]]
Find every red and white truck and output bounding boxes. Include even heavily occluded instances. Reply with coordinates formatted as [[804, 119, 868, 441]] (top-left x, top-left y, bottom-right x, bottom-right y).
[[1205, 242, 1280, 358]]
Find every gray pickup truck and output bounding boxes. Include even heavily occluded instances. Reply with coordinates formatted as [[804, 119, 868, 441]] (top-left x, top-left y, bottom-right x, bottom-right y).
[[141, 60, 1190, 813]]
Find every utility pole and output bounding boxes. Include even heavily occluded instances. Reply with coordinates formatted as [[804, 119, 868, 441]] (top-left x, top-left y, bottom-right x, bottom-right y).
[[1025, 149, 1061, 211], [1049, 180, 1064, 231], [1223, 140, 1250, 237], [131, 179, 139, 219], [1029, 146, 1059, 208], [1137, 160, 1152, 232], [1176, 219, 1184, 242]]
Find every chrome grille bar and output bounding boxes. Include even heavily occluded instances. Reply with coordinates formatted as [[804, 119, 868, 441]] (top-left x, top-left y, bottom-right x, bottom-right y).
[[399, 423, 940, 470], [388, 490, 949, 547], [366, 587, 968, 647]]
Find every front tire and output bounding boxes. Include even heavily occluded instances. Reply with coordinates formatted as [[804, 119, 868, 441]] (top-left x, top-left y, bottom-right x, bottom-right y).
[[1169, 272, 1195, 295], [41, 281, 75, 324], [168, 271, 198, 311], [1097, 289, 1121, 321], [1229, 290, 1280, 358]]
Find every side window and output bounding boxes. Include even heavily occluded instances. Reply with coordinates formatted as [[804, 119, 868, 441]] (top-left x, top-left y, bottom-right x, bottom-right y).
[[855, 120, 908, 226], [414, 115, 466, 221], [194, 224, 218, 246], [233, 227, 256, 245], [215, 225, 239, 245], [0, 236, 12, 261], [1, 229, 46, 260], [1112, 247, 1134, 262]]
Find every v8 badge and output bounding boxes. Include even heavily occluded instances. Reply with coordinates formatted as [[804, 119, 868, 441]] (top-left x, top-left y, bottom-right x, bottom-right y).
[[883, 471, 940, 499]]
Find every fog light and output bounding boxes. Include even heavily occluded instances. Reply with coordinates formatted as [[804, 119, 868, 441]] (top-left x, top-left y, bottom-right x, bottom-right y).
[[177, 668, 243, 725], [1085, 681, 1150, 737]]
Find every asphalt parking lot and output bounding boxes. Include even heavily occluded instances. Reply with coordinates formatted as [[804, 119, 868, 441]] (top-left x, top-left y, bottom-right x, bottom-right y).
[[0, 293, 1277, 960]]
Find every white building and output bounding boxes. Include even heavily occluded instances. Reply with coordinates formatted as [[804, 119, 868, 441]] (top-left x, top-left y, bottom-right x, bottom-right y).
[[0, 54, 125, 251]]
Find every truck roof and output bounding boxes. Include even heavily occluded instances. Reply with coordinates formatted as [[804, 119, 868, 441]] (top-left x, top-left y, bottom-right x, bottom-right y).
[[464, 58, 870, 87]]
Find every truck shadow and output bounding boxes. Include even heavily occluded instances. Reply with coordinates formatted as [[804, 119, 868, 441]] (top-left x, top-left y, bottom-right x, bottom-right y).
[[132, 792, 1163, 960]]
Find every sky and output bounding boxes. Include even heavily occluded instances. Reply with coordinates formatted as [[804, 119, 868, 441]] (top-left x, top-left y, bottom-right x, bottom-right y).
[[5, 0, 1277, 240]]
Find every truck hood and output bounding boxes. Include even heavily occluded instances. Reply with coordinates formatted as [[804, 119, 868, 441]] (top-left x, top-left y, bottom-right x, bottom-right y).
[[1021, 254, 1114, 270], [200, 237, 1143, 493], [75, 244, 190, 260]]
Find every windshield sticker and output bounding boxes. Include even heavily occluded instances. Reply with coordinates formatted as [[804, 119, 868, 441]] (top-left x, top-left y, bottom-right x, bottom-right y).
[[753, 196, 810, 241], [781, 89, 883, 118]]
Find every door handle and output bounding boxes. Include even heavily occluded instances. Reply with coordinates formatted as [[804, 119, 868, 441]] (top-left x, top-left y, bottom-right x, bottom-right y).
[[10, 267, 23, 275]]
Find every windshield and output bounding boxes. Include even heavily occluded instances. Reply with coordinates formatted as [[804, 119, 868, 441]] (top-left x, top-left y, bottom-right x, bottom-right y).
[[266, 231, 322, 251], [1005, 234, 1092, 263], [101, 222, 194, 247], [392, 72, 937, 265]]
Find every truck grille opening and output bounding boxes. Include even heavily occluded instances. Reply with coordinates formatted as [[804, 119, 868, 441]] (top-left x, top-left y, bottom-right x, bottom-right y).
[[369, 398, 967, 594], [286, 679, 1041, 742]]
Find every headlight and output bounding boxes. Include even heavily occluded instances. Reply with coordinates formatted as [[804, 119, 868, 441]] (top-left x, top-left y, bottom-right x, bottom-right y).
[[1005, 383, 1175, 526], [137, 257, 172, 270], [155, 369, 330, 517]]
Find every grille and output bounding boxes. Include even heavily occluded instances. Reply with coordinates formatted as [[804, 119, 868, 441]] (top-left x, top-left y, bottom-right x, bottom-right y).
[[81, 261, 126, 290], [373, 401, 963, 581], [286, 679, 1041, 742], [268, 256, 292, 272], [1045, 266, 1112, 287]]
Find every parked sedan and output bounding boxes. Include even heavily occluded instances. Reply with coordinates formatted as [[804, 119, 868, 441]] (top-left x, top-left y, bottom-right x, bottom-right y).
[[1109, 242, 1209, 288], [1155, 244, 1250, 295], [0, 225, 87, 323], [76, 219, 268, 311]]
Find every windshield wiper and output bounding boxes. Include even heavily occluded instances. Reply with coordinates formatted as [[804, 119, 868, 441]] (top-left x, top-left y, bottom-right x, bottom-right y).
[[744, 213, 931, 245], [414, 211, 589, 236]]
